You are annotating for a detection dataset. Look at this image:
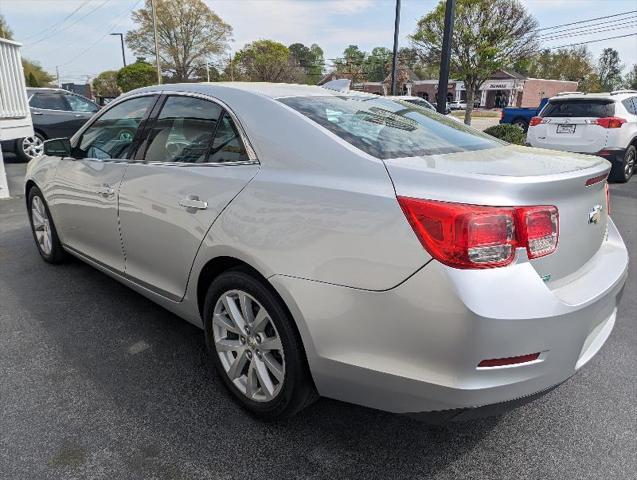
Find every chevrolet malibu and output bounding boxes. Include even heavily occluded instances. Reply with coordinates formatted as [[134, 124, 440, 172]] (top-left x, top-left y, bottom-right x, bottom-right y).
[[25, 83, 628, 420]]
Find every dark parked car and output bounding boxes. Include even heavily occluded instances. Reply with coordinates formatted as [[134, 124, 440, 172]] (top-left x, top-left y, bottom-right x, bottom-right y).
[[1, 87, 99, 161]]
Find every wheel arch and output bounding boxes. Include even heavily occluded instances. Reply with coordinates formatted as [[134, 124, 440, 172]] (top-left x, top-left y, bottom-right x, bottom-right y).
[[196, 255, 316, 383]]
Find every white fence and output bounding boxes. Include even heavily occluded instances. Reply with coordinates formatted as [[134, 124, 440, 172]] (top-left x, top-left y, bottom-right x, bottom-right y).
[[0, 37, 33, 198]]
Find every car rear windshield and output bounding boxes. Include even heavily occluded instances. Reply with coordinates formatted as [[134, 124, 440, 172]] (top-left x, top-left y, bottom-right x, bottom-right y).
[[541, 99, 615, 118], [278, 95, 502, 159]]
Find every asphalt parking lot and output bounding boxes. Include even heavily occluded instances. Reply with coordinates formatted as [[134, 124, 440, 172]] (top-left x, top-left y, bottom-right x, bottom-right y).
[[1, 158, 635, 480]]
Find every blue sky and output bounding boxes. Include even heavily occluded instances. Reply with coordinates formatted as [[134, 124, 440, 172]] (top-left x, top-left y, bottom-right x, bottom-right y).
[[1, 0, 635, 84]]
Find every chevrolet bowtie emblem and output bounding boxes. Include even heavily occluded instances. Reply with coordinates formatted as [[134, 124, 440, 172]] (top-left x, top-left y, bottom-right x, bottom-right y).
[[588, 205, 603, 224]]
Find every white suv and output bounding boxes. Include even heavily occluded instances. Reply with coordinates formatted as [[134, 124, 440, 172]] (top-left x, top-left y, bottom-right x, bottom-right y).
[[527, 90, 637, 182]]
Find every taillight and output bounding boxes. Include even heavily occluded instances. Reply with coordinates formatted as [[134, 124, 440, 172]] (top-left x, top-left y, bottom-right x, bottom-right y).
[[595, 117, 626, 129], [529, 116, 543, 127], [397, 197, 559, 269]]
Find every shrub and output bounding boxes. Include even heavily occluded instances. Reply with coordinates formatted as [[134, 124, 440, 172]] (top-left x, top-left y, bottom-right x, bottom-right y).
[[116, 61, 157, 93], [483, 124, 526, 145]]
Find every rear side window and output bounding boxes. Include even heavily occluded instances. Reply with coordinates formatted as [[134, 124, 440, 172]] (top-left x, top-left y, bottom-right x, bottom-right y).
[[279, 95, 501, 159], [30, 92, 69, 111], [541, 99, 614, 118], [207, 113, 249, 163], [622, 97, 637, 115], [143, 96, 222, 163]]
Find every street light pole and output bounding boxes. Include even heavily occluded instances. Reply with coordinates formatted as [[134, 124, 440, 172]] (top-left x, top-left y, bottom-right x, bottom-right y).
[[436, 0, 455, 114], [390, 0, 401, 96], [150, 0, 161, 84], [109, 33, 126, 67]]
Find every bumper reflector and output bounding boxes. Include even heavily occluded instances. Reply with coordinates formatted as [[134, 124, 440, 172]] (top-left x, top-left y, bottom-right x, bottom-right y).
[[478, 353, 540, 368]]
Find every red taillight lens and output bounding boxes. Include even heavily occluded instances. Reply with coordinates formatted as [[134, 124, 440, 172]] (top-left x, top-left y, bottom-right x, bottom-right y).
[[518, 206, 559, 259], [595, 117, 626, 129], [478, 353, 540, 368], [397, 197, 559, 269], [529, 116, 543, 127]]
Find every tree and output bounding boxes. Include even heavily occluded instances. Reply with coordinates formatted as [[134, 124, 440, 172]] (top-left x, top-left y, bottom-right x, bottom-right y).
[[333, 45, 367, 84], [231, 40, 301, 82], [116, 60, 156, 92], [624, 64, 637, 90], [411, 0, 538, 124], [288, 43, 325, 84], [517, 46, 601, 92], [92, 71, 121, 97], [598, 48, 624, 92], [22, 59, 54, 87], [365, 47, 392, 82], [126, 0, 232, 82], [1, 14, 13, 39]]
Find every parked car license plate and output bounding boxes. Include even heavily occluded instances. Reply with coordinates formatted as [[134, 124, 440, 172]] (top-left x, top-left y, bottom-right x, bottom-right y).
[[556, 124, 576, 134]]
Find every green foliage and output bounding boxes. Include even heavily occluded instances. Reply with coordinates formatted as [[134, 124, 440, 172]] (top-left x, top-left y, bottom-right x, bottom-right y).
[[484, 124, 526, 145], [22, 59, 54, 87], [231, 40, 301, 82], [126, 0, 231, 82], [411, 0, 539, 125], [1, 14, 13, 39], [624, 65, 637, 90], [598, 48, 624, 92], [92, 71, 121, 97], [116, 61, 156, 92], [288, 43, 325, 84]]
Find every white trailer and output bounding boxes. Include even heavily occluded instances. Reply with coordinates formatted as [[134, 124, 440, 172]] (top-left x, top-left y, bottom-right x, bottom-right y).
[[0, 37, 33, 199]]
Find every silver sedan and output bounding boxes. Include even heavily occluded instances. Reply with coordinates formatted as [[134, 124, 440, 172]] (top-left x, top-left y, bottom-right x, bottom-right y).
[[25, 83, 628, 420]]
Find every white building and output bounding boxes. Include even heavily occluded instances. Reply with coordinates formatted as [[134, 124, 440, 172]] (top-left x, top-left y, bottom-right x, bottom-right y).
[[0, 37, 33, 198]]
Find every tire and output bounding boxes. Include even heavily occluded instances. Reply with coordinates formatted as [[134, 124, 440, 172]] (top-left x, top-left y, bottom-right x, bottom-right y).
[[16, 132, 45, 162], [203, 268, 317, 419], [512, 118, 528, 132], [609, 145, 635, 183], [27, 186, 67, 264]]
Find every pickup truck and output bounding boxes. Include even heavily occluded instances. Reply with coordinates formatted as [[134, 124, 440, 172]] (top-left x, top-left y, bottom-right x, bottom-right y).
[[499, 97, 548, 131]]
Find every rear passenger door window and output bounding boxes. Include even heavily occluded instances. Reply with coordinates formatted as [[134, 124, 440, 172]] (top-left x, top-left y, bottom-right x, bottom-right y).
[[208, 113, 250, 164], [143, 96, 222, 163], [30, 92, 70, 111]]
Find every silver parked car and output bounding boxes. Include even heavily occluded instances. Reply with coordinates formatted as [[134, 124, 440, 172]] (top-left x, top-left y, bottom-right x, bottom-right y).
[[26, 83, 628, 420]]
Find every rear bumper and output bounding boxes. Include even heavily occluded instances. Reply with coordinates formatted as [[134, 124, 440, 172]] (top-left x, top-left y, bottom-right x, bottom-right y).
[[596, 148, 626, 163], [271, 219, 628, 415]]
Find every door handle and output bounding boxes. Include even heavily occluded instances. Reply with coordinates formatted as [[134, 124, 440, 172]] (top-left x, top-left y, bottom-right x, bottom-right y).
[[96, 184, 115, 197], [179, 195, 208, 210], [32, 111, 43, 115]]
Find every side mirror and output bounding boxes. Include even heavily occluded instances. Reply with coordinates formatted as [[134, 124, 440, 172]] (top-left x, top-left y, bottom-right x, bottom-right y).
[[43, 138, 71, 157]]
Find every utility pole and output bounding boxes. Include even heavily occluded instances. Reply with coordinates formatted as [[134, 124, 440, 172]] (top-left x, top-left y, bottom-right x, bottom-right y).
[[55, 66, 60, 87], [205, 61, 210, 82], [229, 54, 234, 81], [150, 0, 161, 84], [390, 0, 401, 96], [109, 33, 126, 67], [436, 0, 455, 114]]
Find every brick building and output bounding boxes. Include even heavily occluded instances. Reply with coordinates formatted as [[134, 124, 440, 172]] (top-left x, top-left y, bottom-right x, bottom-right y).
[[318, 69, 578, 108]]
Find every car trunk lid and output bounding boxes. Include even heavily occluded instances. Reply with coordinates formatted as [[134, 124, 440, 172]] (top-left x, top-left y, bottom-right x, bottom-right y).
[[384, 145, 611, 282]]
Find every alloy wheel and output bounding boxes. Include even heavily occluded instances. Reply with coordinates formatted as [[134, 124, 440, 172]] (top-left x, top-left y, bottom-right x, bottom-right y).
[[625, 149, 635, 179], [213, 290, 285, 402], [22, 135, 44, 159], [31, 196, 52, 255]]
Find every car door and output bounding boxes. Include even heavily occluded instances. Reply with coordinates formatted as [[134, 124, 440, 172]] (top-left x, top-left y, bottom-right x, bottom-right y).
[[49, 94, 158, 272], [29, 91, 79, 139], [118, 94, 259, 301]]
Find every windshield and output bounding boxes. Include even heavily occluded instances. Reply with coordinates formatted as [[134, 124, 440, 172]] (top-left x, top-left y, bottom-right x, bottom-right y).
[[279, 95, 502, 159], [541, 99, 614, 118]]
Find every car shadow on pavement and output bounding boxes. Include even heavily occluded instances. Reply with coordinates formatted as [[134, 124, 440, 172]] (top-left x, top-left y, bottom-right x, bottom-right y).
[[2, 203, 499, 480]]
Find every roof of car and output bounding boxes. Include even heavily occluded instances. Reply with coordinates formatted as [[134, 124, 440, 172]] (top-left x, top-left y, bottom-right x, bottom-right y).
[[549, 90, 637, 101], [130, 82, 374, 100]]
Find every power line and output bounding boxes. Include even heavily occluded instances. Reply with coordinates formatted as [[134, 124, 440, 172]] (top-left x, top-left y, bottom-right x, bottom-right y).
[[540, 21, 637, 42], [26, 0, 111, 47], [537, 14, 637, 38], [19, 0, 91, 41], [548, 32, 637, 49], [534, 10, 637, 32]]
